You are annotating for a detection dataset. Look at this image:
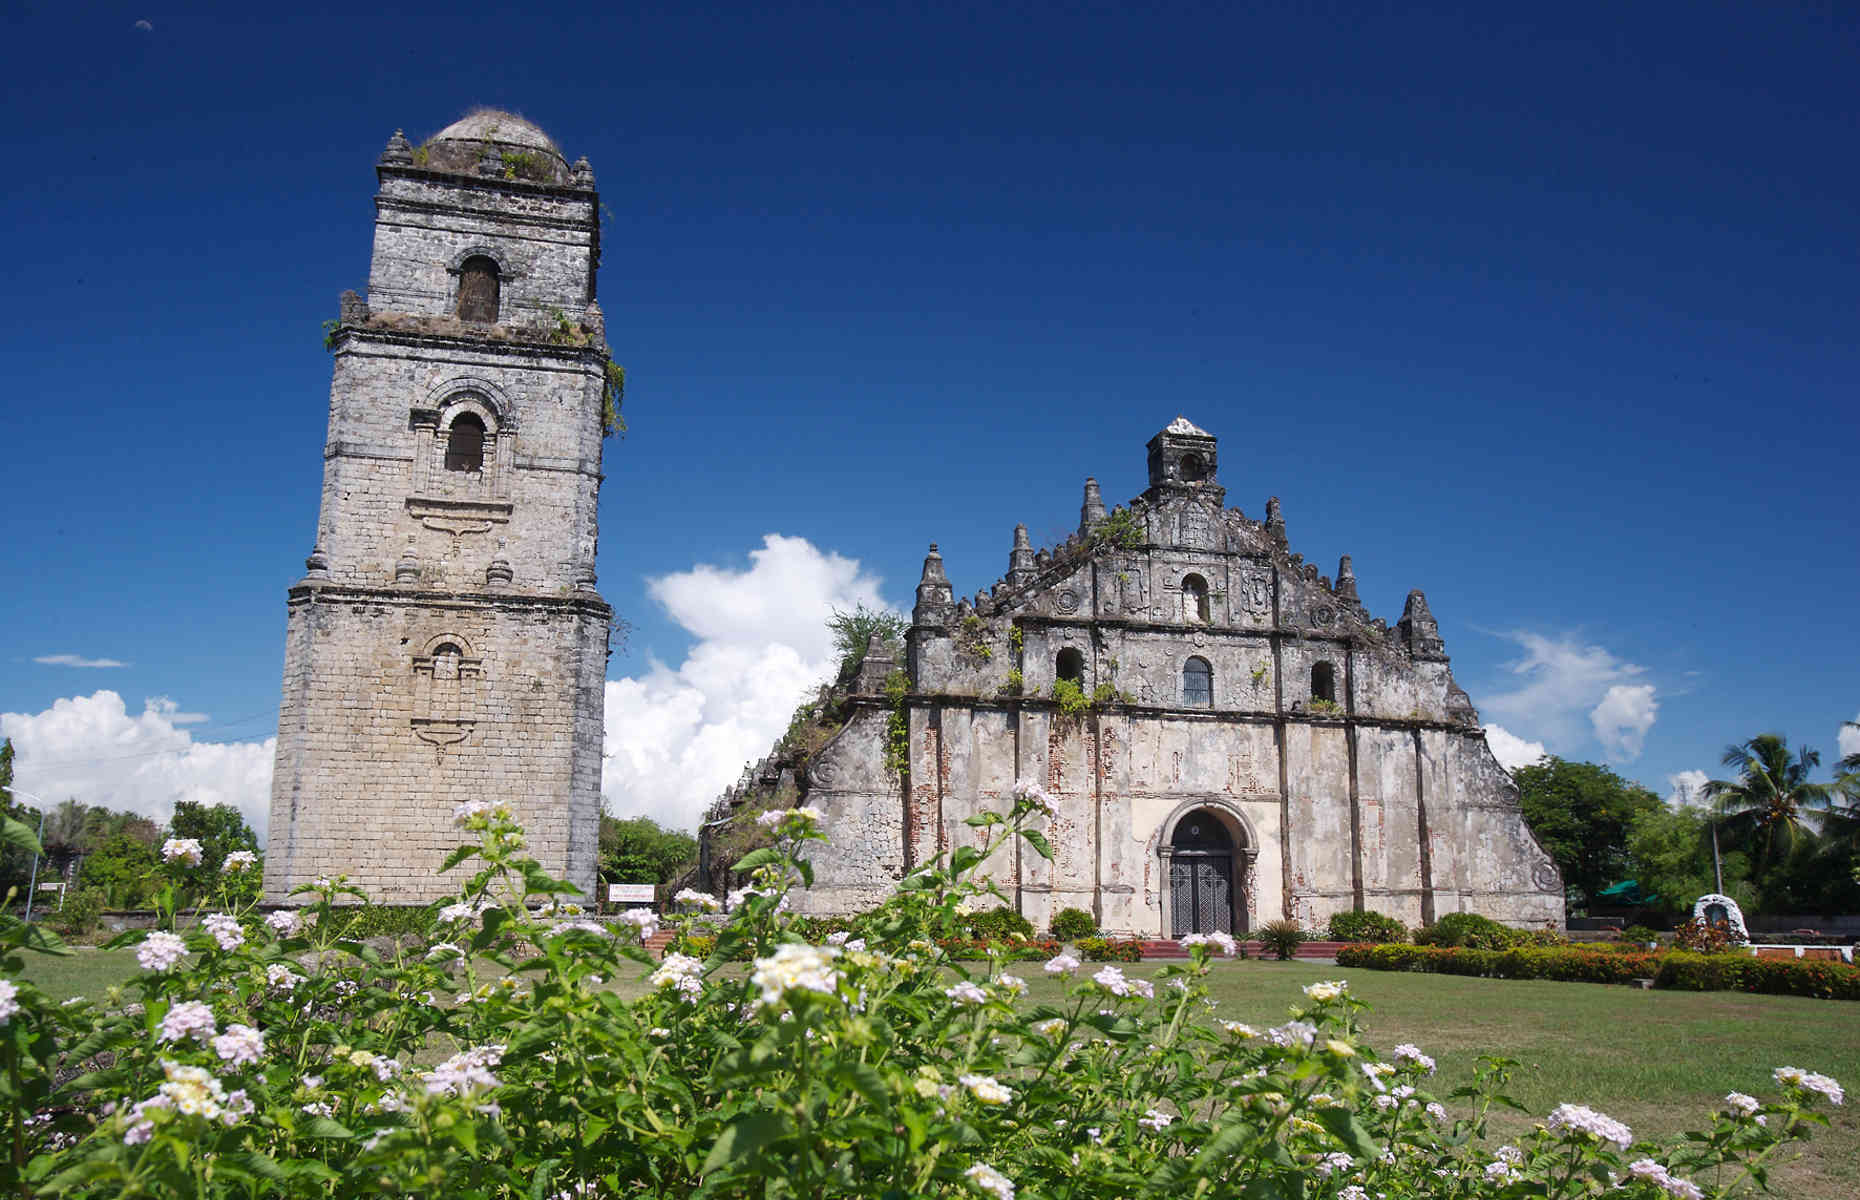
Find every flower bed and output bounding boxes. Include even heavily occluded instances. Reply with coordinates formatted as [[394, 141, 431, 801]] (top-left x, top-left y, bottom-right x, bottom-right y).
[[1337, 943, 1860, 1000], [0, 793, 1846, 1199]]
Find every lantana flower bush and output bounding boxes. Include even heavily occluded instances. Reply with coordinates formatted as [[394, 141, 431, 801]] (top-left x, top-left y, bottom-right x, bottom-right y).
[[0, 792, 1843, 1198]]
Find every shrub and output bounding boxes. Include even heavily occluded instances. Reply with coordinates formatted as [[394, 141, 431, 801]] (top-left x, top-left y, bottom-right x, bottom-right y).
[[49, 887, 106, 939], [1675, 916, 1737, 953], [1050, 907, 1098, 940], [962, 906, 1035, 942], [1258, 918, 1307, 960], [1656, 952, 1860, 1001], [0, 796, 1845, 1200], [1619, 924, 1662, 944], [315, 902, 439, 941], [1326, 909, 1406, 944], [1413, 912, 1522, 950], [1337, 943, 1660, 985], [938, 937, 1062, 962], [1076, 935, 1143, 962]]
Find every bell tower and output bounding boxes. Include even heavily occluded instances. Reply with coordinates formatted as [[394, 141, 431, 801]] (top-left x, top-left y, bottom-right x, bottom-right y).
[[265, 110, 614, 903]]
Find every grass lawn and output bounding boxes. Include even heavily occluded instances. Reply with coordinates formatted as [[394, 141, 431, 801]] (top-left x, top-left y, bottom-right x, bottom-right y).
[[19, 950, 1859, 1196]]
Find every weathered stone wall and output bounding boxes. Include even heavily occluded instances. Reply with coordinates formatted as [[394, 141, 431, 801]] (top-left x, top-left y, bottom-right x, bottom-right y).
[[265, 119, 610, 905], [787, 419, 1562, 934]]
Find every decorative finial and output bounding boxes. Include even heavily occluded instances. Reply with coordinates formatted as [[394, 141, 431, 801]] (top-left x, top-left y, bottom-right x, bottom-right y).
[[1007, 523, 1036, 587], [1080, 476, 1106, 532], [486, 540, 513, 587], [1335, 555, 1359, 604], [304, 540, 330, 579], [1266, 496, 1285, 542], [571, 155, 596, 188], [394, 536, 421, 584], [380, 129, 413, 166]]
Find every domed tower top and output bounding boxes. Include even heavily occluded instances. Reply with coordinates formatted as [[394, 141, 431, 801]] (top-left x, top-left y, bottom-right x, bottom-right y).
[[419, 109, 572, 184]]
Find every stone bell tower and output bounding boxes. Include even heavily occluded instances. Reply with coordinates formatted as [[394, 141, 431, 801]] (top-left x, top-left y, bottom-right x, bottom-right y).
[[264, 110, 612, 904]]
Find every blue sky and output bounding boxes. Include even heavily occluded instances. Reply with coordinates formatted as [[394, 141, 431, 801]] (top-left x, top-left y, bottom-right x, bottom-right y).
[[1, 2, 1854, 836]]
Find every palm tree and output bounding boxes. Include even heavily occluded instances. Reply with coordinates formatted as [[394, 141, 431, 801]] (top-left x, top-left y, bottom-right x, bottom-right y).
[[1701, 734, 1832, 895], [40, 799, 108, 882]]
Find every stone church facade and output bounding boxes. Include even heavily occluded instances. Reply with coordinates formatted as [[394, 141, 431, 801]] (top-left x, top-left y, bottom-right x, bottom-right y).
[[264, 112, 612, 903], [784, 420, 1563, 934]]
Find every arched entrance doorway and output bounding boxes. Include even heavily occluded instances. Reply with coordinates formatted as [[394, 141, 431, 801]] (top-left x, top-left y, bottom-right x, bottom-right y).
[[1167, 809, 1240, 936]]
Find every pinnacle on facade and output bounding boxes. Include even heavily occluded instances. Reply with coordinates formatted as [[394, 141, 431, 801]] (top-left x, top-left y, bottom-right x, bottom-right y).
[[1079, 477, 1106, 533], [1007, 523, 1036, 587], [380, 129, 413, 166], [912, 543, 954, 626], [1335, 555, 1359, 604], [1265, 496, 1285, 542], [1397, 590, 1448, 661]]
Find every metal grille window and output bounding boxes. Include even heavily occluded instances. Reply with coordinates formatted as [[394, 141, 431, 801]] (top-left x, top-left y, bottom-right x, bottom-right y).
[[456, 256, 501, 323], [1183, 656, 1212, 706], [445, 415, 486, 473]]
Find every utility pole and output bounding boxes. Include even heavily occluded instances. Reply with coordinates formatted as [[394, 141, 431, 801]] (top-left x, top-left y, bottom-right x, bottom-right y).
[[14, 789, 49, 922], [1710, 820, 1723, 895]]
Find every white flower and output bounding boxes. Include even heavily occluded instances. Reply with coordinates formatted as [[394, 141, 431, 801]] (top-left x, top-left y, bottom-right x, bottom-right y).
[[1546, 1103, 1633, 1149], [161, 838, 204, 866], [673, 887, 721, 911], [1009, 779, 1056, 812], [1129, 977, 1155, 1000], [437, 901, 479, 924], [996, 974, 1027, 996], [423, 1044, 504, 1096], [1302, 979, 1348, 1002], [756, 805, 824, 831], [137, 931, 187, 973], [1425, 1102, 1448, 1123], [749, 943, 841, 1011], [964, 1161, 1016, 1200], [1219, 1020, 1260, 1039], [1627, 1158, 1704, 1199], [1092, 965, 1131, 996], [452, 799, 513, 827], [222, 850, 258, 872], [648, 953, 705, 999], [1179, 931, 1239, 957], [1044, 953, 1080, 975], [1723, 1091, 1760, 1117], [264, 910, 302, 937], [212, 1024, 265, 1067], [1315, 1151, 1355, 1178], [1484, 1159, 1521, 1184], [202, 913, 244, 952], [946, 981, 989, 1006], [159, 1000, 217, 1043], [1266, 1020, 1317, 1048], [0, 980, 17, 1023], [300, 1100, 334, 1118], [1774, 1067, 1844, 1106], [1338, 1187, 1368, 1200], [1137, 1108, 1173, 1131], [617, 908, 659, 941], [960, 1074, 1014, 1105], [1392, 1043, 1436, 1074], [1030, 1018, 1067, 1038], [266, 964, 304, 993], [826, 931, 850, 946]]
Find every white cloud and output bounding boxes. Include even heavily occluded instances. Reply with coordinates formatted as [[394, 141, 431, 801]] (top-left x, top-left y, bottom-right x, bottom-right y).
[[1667, 769, 1710, 809], [34, 654, 129, 669], [1483, 724, 1548, 772], [601, 535, 896, 832], [1480, 631, 1657, 761], [1590, 683, 1658, 761], [1839, 712, 1860, 765], [1, 691, 275, 842]]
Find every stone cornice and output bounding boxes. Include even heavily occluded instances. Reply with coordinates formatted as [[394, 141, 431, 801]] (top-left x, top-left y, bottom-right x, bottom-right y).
[[285, 581, 611, 619], [376, 162, 598, 204], [328, 321, 608, 364], [844, 691, 1480, 735]]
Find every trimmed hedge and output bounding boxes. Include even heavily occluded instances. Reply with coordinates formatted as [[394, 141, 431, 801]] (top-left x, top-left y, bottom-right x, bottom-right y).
[[1412, 912, 1522, 950], [1336, 943, 1860, 1000], [1051, 907, 1098, 941], [1077, 936, 1144, 962], [1327, 909, 1407, 944], [938, 937, 1061, 962]]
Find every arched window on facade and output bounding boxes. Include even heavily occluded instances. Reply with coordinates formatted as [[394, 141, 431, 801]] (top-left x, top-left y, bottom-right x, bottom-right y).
[[1056, 648, 1086, 686], [1181, 573, 1210, 624], [1183, 656, 1213, 707], [456, 256, 501, 324], [445, 414, 486, 473], [1311, 660, 1337, 705], [430, 642, 464, 681]]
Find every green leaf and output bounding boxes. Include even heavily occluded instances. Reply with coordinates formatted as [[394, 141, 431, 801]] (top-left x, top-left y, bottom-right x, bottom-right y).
[[439, 843, 480, 873], [0, 812, 44, 857], [221, 1151, 288, 1182], [298, 1116, 356, 1139], [700, 1110, 789, 1174], [526, 1157, 563, 1200], [732, 848, 781, 874], [1019, 829, 1054, 861], [1314, 1107, 1379, 1158], [950, 846, 981, 875], [837, 1062, 888, 1109]]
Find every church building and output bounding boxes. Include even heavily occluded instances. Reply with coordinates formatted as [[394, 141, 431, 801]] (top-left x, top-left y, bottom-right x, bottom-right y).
[[263, 112, 613, 903], [780, 419, 1563, 934]]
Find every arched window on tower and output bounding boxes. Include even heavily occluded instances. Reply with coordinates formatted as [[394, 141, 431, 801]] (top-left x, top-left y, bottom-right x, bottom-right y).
[[1183, 656, 1213, 707], [1179, 453, 1206, 483], [1182, 573, 1210, 624], [445, 414, 486, 473], [456, 256, 501, 324], [1312, 661, 1337, 705], [1056, 648, 1085, 686], [430, 642, 463, 681]]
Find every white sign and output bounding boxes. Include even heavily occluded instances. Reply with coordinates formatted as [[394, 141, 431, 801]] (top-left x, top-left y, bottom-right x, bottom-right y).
[[607, 884, 655, 903]]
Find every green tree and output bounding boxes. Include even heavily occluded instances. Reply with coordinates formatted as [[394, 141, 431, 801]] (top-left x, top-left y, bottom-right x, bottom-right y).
[[598, 814, 698, 886], [826, 604, 907, 679], [76, 832, 162, 909], [1512, 756, 1662, 909], [1623, 803, 1754, 916], [41, 798, 110, 881], [0, 738, 44, 907], [1700, 734, 1832, 903], [168, 801, 259, 872]]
